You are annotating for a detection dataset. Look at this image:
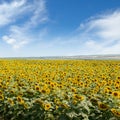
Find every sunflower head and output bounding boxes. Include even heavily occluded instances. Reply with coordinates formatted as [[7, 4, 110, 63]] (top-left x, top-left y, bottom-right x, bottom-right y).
[[17, 96, 24, 104], [35, 99, 44, 105], [0, 90, 3, 95], [98, 102, 109, 111], [35, 85, 40, 91], [0, 94, 4, 101], [90, 98, 98, 105], [44, 103, 51, 110], [111, 108, 120, 117], [112, 91, 120, 98], [71, 87, 77, 93], [7, 98, 14, 106]]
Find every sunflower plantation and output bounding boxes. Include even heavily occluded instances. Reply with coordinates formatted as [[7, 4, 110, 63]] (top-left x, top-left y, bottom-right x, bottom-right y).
[[0, 59, 120, 120]]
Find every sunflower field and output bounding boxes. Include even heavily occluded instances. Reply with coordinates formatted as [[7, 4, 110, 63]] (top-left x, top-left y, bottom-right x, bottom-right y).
[[0, 59, 120, 120]]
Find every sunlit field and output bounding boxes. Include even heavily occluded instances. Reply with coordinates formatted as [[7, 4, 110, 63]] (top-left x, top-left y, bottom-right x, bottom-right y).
[[0, 59, 120, 120]]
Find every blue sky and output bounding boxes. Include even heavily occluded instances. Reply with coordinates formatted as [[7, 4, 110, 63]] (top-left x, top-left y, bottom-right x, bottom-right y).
[[0, 0, 120, 57]]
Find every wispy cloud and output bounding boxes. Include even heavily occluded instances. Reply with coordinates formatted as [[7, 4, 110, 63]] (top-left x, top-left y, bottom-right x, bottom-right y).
[[29, 0, 48, 26], [80, 10, 120, 40], [2, 26, 29, 49], [0, 0, 47, 49], [73, 10, 120, 55], [0, 0, 29, 26], [42, 9, 120, 55]]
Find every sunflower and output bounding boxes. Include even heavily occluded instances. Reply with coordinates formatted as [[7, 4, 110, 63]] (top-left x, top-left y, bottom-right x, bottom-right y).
[[17, 96, 24, 104], [10, 90, 15, 94], [46, 88, 50, 94], [71, 87, 77, 93], [0, 94, 4, 101], [73, 94, 85, 101], [0, 90, 3, 95], [54, 98, 61, 105], [7, 98, 14, 106], [23, 103, 29, 109], [61, 103, 69, 109], [72, 100, 77, 105], [64, 94, 69, 100], [77, 95, 85, 101], [17, 96, 22, 102], [117, 76, 120, 79], [44, 103, 51, 110], [90, 98, 98, 105], [35, 85, 40, 91], [35, 98, 44, 105], [111, 108, 120, 117], [98, 102, 109, 111], [112, 91, 120, 98], [0, 83, 3, 88], [41, 88, 47, 94]]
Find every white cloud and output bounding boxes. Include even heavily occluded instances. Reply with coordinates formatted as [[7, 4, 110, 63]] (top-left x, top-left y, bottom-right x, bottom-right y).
[[44, 9, 120, 56], [1, 0, 48, 49], [2, 26, 28, 49], [15, 9, 120, 55], [30, 0, 48, 25], [0, 0, 29, 26], [84, 10, 120, 41], [2, 36, 16, 44], [77, 10, 120, 55], [0, 0, 47, 27]]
